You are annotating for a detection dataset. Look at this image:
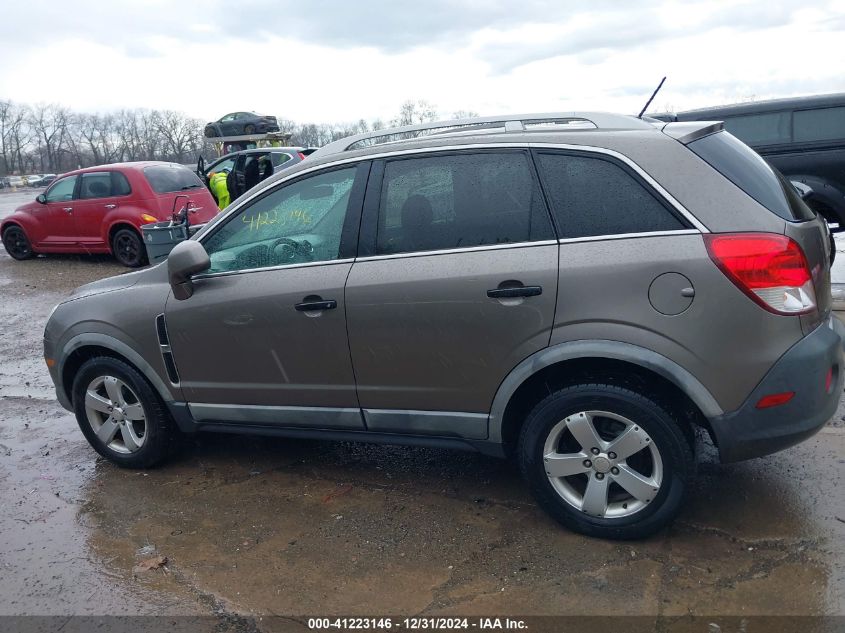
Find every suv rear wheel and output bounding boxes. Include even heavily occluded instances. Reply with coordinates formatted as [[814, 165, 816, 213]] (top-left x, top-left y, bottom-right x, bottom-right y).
[[72, 356, 176, 468], [518, 384, 693, 539], [111, 227, 146, 267]]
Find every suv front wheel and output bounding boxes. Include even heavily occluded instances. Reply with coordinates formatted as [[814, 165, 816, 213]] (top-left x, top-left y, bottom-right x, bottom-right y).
[[519, 384, 694, 539], [2, 225, 35, 260], [72, 356, 176, 468]]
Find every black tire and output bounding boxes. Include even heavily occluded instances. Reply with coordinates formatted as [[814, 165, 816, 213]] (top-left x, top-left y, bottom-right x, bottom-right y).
[[518, 384, 694, 539], [111, 227, 147, 267], [2, 225, 35, 260], [243, 124, 255, 134], [72, 356, 177, 468]]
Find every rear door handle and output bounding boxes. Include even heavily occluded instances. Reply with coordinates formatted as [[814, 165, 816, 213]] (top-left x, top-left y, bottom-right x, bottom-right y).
[[487, 286, 542, 299], [295, 299, 337, 311], [104, 204, 117, 209], [63, 207, 73, 213]]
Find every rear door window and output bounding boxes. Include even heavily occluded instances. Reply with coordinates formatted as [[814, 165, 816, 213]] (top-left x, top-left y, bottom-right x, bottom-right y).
[[689, 131, 814, 221], [79, 172, 114, 199], [375, 152, 553, 255], [536, 152, 688, 238], [271, 153, 292, 167], [143, 165, 204, 194]]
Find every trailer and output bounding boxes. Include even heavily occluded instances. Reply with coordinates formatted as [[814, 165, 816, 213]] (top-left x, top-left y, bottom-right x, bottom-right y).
[[208, 131, 293, 157]]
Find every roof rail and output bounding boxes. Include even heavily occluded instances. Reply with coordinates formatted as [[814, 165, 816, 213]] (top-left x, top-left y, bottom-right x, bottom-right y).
[[309, 112, 654, 159]]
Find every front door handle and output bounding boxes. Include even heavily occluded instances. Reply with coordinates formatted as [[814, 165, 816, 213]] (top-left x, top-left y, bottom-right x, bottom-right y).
[[487, 286, 542, 299], [295, 299, 337, 312], [104, 204, 117, 209], [63, 207, 73, 213]]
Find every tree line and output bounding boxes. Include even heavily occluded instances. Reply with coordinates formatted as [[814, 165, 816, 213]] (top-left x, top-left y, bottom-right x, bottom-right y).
[[0, 98, 472, 176]]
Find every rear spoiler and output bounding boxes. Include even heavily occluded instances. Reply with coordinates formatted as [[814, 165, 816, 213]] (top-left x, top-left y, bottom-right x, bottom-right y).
[[659, 121, 724, 144]]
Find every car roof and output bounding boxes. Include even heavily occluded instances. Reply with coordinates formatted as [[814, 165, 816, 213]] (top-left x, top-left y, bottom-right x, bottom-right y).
[[306, 111, 658, 161], [257, 112, 724, 192], [210, 147, 309, 161], [671, 92, 845, 119], [57, 161, 188, 178]]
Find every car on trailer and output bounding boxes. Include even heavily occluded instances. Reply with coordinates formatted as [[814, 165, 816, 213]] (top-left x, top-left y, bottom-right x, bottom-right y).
[[204, 112, 280, 138]]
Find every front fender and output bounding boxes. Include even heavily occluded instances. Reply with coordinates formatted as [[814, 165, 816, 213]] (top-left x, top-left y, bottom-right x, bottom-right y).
[[1, 211, 39, 241], [55, 332, 175, 410], [486, 339, 723, 443]]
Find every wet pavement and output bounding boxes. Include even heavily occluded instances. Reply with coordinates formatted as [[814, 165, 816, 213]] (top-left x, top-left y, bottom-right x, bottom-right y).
[[1, 189, 844, 625]]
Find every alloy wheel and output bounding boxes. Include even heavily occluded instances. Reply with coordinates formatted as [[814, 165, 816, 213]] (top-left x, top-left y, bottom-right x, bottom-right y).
[[84, 375, 147, 454], [542, 410, 663, 519]]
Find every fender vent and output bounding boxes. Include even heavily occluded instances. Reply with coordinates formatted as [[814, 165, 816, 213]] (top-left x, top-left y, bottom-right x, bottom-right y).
[[155, 314, 170, 345], [155, 314, 180, 385]]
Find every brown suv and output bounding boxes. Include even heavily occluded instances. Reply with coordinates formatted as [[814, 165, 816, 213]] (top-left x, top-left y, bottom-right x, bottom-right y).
[[43, 113, 844, 538]]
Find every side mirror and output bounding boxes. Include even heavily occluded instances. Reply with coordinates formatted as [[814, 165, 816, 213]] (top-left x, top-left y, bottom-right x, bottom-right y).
[[36, 194, 47, 204], [168, 240, 210, 300]]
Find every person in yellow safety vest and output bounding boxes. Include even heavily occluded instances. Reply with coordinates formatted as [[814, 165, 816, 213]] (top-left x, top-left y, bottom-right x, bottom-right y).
[[208, 169, 230, 211]]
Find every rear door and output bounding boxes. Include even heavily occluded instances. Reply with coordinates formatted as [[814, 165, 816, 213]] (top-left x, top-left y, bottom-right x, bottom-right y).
[[165, 162, 369, 428], [344, 150, 559, 437], [73, 171, 133, 247]]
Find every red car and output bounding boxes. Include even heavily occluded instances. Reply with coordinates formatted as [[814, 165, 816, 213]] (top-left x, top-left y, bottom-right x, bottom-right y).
[[1, 162, 218, 267]]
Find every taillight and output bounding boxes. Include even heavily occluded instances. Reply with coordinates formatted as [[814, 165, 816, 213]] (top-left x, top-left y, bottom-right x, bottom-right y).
[[704, 233, 816, 315], [297, 152, 307, 160]]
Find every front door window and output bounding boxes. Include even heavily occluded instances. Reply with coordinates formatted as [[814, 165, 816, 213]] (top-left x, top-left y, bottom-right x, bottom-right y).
[[203, 167, 357, 274]]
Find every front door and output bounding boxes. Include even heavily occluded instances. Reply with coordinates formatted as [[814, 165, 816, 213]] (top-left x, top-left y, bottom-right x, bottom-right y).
[[344, 151, 559, 436], [36, 175, 79, 247], [165, 162, 369, 429]]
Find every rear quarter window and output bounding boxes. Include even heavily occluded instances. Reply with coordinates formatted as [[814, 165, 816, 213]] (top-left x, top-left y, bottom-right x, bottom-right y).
[[536, 152, 688, 239], [143, 165, 205, 194], [688, 131, 814, 221]]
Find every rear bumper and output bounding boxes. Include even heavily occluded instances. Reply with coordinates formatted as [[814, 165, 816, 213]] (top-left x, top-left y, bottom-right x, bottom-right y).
[[708, 316, 845, 463]]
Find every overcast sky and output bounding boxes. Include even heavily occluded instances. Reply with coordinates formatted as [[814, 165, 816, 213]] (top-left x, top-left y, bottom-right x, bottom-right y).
[[1, 0, 843, 123]]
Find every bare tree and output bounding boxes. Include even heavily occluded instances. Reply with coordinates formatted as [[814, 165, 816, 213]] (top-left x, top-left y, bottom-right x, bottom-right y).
[[0, 100, 13, 174], [391, 99, 439, 127], [0, 97, 483, 175], [28, 103, 72, 172], [3, 102, 33, 174]]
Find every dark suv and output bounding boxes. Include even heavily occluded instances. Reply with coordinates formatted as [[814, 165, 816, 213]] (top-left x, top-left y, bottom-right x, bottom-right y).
[[43, 113, 844, 539], [655, 93, 845, 230]]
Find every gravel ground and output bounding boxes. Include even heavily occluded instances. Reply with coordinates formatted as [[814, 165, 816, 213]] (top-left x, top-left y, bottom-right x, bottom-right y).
[[1, 189, 843, 629]]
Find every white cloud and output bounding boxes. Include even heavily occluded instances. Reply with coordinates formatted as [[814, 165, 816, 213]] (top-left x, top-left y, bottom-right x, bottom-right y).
[[0, 0, 842, 122]]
